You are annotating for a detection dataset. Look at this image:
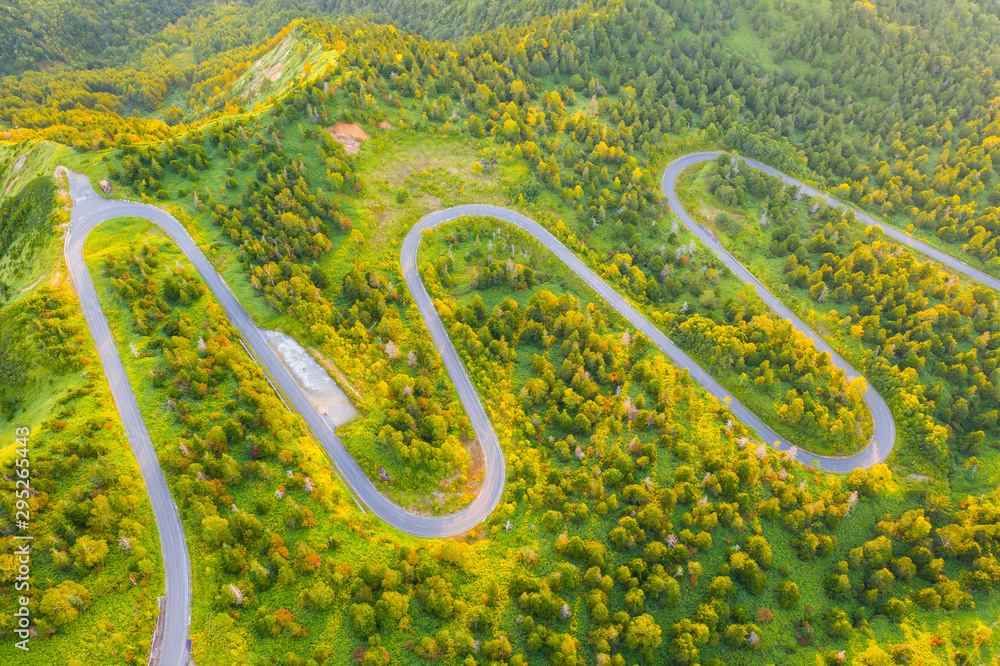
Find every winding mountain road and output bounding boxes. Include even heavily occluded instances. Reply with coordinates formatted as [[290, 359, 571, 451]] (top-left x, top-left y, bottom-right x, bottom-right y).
[[66, 150, 952, 663], [406, 203, 893, 471], [65, 173, 192, 666], [662, 153, 896, 469], [718, 153, 1000, 292]]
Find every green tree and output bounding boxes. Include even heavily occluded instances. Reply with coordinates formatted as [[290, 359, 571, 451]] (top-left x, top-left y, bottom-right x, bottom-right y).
[[202, 515, 233, 548], [626, 613, 663, 657], [776, 581, 800, 609], [375, 591, 410, 630], [39, 580, 91, 627], [303, 581, 335, 610], [70, 535, 109, 570], [350, 602, 377, 638]]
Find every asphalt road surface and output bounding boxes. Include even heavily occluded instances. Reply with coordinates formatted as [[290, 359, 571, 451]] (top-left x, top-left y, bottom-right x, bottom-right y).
[[662, 153, 896, 471], [64, 173, 516, 666], [731, 154, 1000, 292], [66, 150, 943, 662], [65, 172, 191, 666]]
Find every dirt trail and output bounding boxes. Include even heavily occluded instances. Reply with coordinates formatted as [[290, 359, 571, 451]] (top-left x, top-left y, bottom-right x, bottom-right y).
[[54, 166, 69, 199], [54, 166, 72, 219], [19, 273, 46, 293], [3, 155, 26, 195]]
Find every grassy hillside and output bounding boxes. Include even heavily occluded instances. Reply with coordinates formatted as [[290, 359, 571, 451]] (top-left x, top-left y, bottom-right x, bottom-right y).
[[0, 287, 164, 664], [0, 139, 166, 665]]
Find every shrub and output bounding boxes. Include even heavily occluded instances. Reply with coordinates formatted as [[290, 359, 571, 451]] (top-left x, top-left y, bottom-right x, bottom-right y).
[[824, 608, 852, 638], [541, 510, 563, 532], [350, 603, 377, 638], [776, 581, 800, 609]]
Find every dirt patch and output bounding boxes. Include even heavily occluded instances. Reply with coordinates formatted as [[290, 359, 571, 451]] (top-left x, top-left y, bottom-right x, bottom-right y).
[[5, 155, 27, 194], [431, 436, 485, 510], [241, 35, 293, 98], [463, 435, 485, 481], [49, 270, 61, 287], [376, 120, 392, 129], [326, 123, 370, 154], [430, 490, 448, 510], [53, 166, 69, 201], [332, 123, 369, 141]]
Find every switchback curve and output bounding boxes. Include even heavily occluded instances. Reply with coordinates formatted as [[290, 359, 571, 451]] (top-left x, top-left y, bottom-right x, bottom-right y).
[[405, 204, 893, 472], [661, 153, 895, 470], [66, 173, 506, 541], [65, 173, 192, 666], [709, 153, 1000, 291]]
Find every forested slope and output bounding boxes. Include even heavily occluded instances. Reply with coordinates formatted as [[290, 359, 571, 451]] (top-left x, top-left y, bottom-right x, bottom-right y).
[[0, 0, 200, 75], [313, 0, 585, 41]]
